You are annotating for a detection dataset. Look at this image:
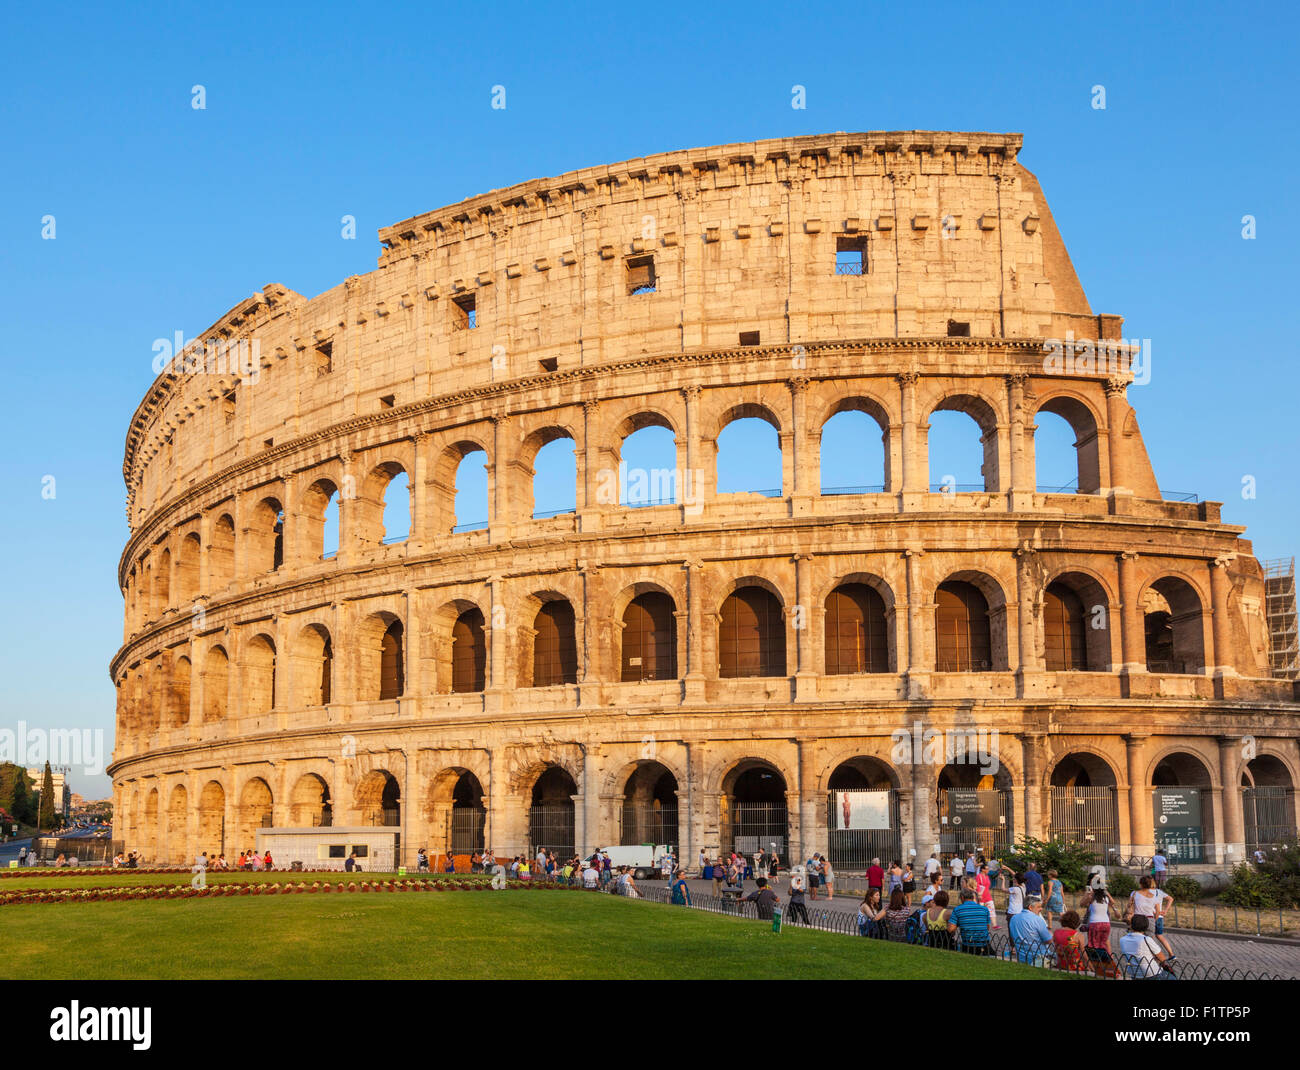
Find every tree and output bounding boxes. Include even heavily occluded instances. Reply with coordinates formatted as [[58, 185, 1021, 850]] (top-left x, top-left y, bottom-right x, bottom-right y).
[[38, 761, 56, 832], [0, 763, 37, 827]]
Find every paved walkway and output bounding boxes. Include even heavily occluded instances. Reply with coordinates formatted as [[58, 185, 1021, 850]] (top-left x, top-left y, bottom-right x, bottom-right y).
[[667, 877, 1300, 978]]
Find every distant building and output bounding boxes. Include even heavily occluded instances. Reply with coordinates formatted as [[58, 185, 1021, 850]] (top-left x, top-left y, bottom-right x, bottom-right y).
[[27, 768, 72, 819]]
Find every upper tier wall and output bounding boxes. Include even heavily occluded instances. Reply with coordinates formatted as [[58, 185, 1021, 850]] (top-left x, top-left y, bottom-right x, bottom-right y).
[[123, 131, 1121, 529]]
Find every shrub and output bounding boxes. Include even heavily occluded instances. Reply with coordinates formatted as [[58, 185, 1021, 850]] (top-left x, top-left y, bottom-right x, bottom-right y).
[[1106, 871, 1137, 899], [1163, 875, 1203, 902], [1221, 862, 1280, 908], [1000, 837, 1095, 891]]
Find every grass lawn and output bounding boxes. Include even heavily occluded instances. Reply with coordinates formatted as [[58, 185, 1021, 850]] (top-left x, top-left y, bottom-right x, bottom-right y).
[[1, 890, 1059, 980]]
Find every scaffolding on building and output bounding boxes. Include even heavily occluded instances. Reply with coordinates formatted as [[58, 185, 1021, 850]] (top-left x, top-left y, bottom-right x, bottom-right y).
[[1263, 557, 1299, 679]]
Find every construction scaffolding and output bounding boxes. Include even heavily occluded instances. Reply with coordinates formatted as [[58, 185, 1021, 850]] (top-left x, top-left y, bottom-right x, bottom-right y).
[[1263, 558, 1299, 679]]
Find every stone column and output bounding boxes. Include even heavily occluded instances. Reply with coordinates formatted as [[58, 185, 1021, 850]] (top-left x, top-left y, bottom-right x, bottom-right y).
[[897, 372, 925, 508], [788, 375, 812, 513], [796, 739, 819, 863], [680, 386, 707, 513], [579, 745, 601, 858], [1006, 374, 1034, 511], [1118, 551, 1143, 677], [1019, 733, 1045, 841], [578, 399, 602, 532], [484, 575, 507, 712], [793, 552, 816, 700], [1016, 544, 1042, 695], [683, 559, 706, 701], [1217, 735, 1245, 865], [409, 430, 431, 552], [1210, 556, 1236, 677], [903, 547, 929, 698], [1125, 734, 1151, 855], [336, 449, 357, 568], [488, 415, 511, 542], [1105, 378, 1131, 498]]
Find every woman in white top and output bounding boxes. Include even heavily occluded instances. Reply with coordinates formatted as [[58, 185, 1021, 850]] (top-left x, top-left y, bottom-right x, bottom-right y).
[[1126, 875, 1174, 956]]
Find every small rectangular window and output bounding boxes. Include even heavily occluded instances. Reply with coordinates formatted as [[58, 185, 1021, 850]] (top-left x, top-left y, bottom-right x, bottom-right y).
[[327, 844, 346, 859], [263, 438, 274, 449], [379, 394, 395, 409], [836, 235, 868, 275], [222, 389, 236, 423], [538, 357, 558, 373], [453, 293, 477, 330], [947, 320, 971, 337], [315, 341, 333, 376], [627, 255, 656, 295], [352, 844, 369, 858], [739, 331, 761, 346]]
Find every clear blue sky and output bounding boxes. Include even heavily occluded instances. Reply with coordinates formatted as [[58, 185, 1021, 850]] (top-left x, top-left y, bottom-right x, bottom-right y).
[[2, 2, 1296, 798]]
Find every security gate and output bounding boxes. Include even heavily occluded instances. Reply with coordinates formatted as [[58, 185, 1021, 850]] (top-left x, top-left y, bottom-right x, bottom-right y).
[[1048, 786, 1119, 861], [826, 790, 901, 868], [937, 788, 1013, 857], [1244, 786, 1295, 852], [724, 802, 788, 860], [619, 805, 679, 847], [528, 803, 575, 859], [448, 807, 486, 854]]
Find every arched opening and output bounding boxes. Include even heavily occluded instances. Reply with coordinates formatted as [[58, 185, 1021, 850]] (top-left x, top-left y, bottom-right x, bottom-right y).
[[1242, 755, 1295, 852], [155, 549, 171, 610], [236, 777, 273, 850], [198, 781, 225, 854], [621, 591, 677, 681], [716, 413, 782, 497], [820, 405, 888, 494], [356, 769, 401, 826], [1043, 582, 1089, 671], [928, 395, 998, 493], [449, 771, 486, 854], [380, 620, 405, 700], [531, 600, 577, 687], [937, 761, 1013, 857], [532, 436, 577, 519], [620, 762, 679, 847], [719, 585, 786, 678], [721, 761, 789, 859], [175, 533, 201, 605], [1035, 396, 1101, 495], [170, 656, 191, 727], [382, 470, 410, 543], [243, 634, 277, 716], [298, 624, 332, 707], [529, 766, 577, 858], [826, 756, 901, 868], [249, 497, 284, 573], [451, 448, 489, 532], [1151, 752, 1213, 863], [209, 513, 235, 588], [618, 423, 678, 507], [1048, 752, 1119, 859], [166, 784, 188, 864], [934, 581, 993, 672], [302, 478, 340, 561], [824, 582, 889, 674], [142, 788, 159, 861], [289, 773, 332, 827], [355, 462, 408, 549], [202, 646, 229, 723], [1143, 577, 1205, 674], [451, 608, 487, 693]]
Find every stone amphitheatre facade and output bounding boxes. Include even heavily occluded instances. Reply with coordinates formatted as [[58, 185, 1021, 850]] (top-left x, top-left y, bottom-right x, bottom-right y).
[[110, 130, 1299, 871]]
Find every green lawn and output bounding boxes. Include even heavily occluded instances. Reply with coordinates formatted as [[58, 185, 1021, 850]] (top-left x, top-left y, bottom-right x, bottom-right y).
[[1, 890, 1059, 980]]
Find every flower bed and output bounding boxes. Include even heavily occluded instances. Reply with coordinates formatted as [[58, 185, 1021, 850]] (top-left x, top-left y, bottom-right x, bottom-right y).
[[0, 877, 585, 906]]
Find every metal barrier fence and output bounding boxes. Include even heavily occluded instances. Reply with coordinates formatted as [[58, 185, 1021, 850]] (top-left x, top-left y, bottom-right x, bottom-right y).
[[620, 885, 1287, 980]]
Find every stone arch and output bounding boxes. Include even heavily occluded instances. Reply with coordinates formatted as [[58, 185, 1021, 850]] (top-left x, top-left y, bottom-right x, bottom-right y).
[[166, 783, 188, 863], [823, 753, 902, 791], [718, 757, 791, 858], [170, 654, 192, 727], [612, 416, 680, 508], [1242, 753, 1297, 850], [1148, 748, 1216, 862], [155, 547, 172, 610], [202, 645, 230, 723], [433, 438, 491, 534], [933, 569, 1009, 672], [1041, 572, 1110, 672], [243, 633, 277, 716], [300, 476, 341, 562], [619, 587, 678, 681], [717, 581, 787, 678], [521, 592, 578, 689], [249, 495, 285, 574], [235, 776, 274, 851], [1034, 392, 1103, 494], [209, 512, 235, 589], [356, 609, 405, 700], [294, 622, 333, 707], [518, 424, 578, 521], [354, 768, 401, 826], [823, 577, 893, 674], [356, 460, 410, 547], [714, 403, 783, 497], [528, 764, 578, 857], [289, 772, 332, 827], [1048, 750, 1121, 787], [926, 391, 1002, 493], [175, 531, 201, 605], [426, 767, 487, 855], [1141, 574, 1207, 674], [197, 780, 226, 855], [818, 395, 892, 494], [142, 787, 160, 860], [619, 760, 680, 847]]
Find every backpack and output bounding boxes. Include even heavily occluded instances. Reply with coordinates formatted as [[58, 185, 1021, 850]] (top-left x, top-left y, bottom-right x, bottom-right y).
[[905, 909, 926, 945]]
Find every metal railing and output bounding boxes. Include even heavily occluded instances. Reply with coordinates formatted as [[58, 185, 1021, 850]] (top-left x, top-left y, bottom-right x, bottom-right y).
[[626, 887, 1289, 979], [451, 520, 488, 533], [821, 485, 887, 495], [532, 507, 577, 519]]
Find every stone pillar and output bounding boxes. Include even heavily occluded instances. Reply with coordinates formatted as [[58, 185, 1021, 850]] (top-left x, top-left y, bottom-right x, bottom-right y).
[[578, 399, 602, 531], [579, 745, 601, 858], [683, 559, 706, 701], [484, 575, 507, 711], [680, 386, 708, 513], [1218, 735, 1245, 865], [1125, 734, 1151, 855], [1210, 556, 1236, 677], [1104, 378, 1131, 498], [897, 372, 926, 508], [336, 449, 357, 568], [486, 746, 509, 856], [788, 375, 812, 512], [796, 739, 819, 863], [1016, 544, 1042, 695], [1118, 551, 1143, 677], [409, 430, 431, 552], [488, 415, 511, 542], [1020, 733, 1045, 841], [793, 552, 816, 700], [1006, 373, 1034, 511], [903, 547, 929, 698]]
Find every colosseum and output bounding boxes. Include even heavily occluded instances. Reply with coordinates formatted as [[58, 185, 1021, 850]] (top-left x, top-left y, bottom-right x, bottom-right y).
[[110, 130, 1300, 874]]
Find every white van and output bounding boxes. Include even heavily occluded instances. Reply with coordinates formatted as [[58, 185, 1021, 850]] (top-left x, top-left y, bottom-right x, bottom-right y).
[[595, 845, 674, 880]]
